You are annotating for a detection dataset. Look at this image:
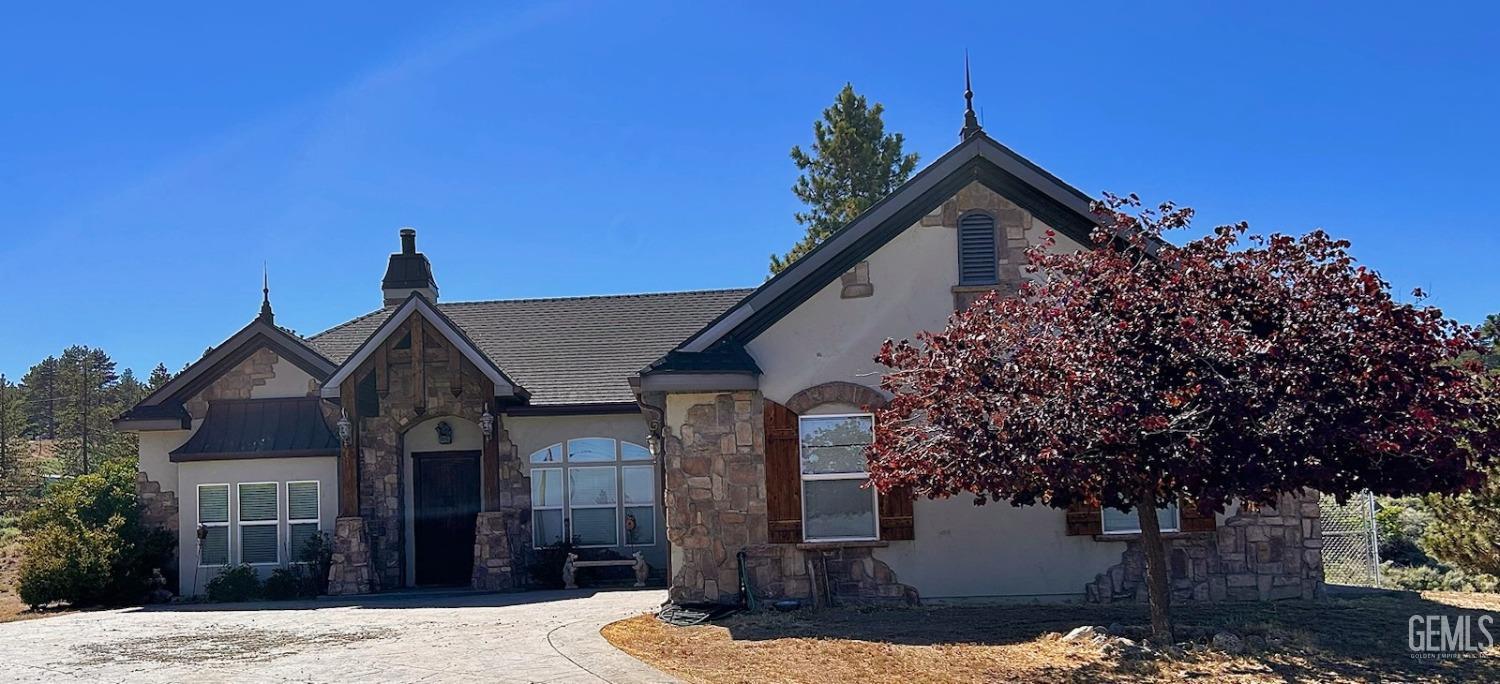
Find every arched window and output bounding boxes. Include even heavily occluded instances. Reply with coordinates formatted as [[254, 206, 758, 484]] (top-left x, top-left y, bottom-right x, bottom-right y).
[[528, 438, 656, 549], [958, 211, 998, 285]]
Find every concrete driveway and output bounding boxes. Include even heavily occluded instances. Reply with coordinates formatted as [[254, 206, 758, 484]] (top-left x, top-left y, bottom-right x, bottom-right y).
[[0, 588, 676, 683]]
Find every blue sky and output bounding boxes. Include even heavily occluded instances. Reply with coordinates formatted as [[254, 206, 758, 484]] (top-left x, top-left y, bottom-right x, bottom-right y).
[[2, 2, 1497, 380]]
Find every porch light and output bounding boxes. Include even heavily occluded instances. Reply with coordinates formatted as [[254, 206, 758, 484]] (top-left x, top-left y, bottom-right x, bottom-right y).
[[479, 406, 494, 441], [337, 409, 352, 445]]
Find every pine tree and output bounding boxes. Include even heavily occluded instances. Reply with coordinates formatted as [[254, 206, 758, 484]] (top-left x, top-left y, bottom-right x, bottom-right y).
[[147, 363, 172, 392], [54, 346, 130, 475], [0, 374, 27, 480], [770, 83, 919, 274], [20, 356, 61, 440]]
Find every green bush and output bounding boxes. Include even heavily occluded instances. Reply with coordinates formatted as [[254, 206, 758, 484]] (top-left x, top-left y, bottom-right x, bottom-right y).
[[297, 531, 333, 596], [262, 567, 304, 601], [205, 564, 262, 602], [1382, 562, 1500, 593], [15, 459, 175, 608], [1375, 497, 1433, 567]]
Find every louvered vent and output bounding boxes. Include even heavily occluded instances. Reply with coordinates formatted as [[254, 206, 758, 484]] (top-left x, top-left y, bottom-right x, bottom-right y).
[[958, 212, 999, 285]]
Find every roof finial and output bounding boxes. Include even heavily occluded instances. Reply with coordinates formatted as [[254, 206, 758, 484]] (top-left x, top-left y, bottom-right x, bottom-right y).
[[258, 262, 274, 323], [960, 51, 983, 141]]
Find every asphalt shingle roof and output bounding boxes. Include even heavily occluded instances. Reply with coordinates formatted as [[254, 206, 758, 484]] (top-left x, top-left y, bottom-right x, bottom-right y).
[[306, 289, 753, 406]]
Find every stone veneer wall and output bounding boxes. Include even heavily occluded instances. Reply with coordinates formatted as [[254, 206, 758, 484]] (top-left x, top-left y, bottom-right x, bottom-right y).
[[919, 181, 1038, 310], [328, 517, 373, 595], [183, 346, 289, 418], [136, 472, 179, 574], [665, 390, 913, 606], [350, 328, 532, 591], [1085, 490, 1325, 603]]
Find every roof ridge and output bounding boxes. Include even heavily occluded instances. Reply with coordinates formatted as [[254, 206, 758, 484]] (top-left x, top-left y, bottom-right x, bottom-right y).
[[307, 306, 394, 341], [435, 287, 755, 307]]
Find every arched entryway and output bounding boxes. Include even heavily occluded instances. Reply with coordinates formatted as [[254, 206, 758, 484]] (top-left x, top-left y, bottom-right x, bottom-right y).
[[404, 415, 484, 586]]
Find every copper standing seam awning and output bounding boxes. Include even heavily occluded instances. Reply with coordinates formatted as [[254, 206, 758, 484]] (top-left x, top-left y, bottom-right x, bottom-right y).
[[170, 397, 340, 462]]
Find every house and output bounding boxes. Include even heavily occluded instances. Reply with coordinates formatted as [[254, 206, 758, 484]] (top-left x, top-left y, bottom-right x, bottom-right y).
[[118, 91, 1325, 604]]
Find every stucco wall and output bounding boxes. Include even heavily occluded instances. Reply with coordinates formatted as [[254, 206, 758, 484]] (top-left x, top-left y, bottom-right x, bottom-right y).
[[746, 184, 1086, 406], [741, 183, 1104, 600], [176, 456, 338, 596], [248, 356, 317, 399]]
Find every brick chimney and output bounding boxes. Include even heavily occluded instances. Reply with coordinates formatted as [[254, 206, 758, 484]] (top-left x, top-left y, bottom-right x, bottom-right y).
[[381, 228, 439, 306]]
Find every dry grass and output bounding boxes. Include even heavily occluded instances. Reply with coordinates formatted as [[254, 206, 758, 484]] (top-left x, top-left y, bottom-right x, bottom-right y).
[[604, 592, 1500, 683]]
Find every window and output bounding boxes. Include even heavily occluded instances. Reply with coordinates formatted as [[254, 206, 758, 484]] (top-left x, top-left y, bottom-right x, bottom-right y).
[[570, 467, 618, 546], [238, 482, 280, 565], [531, 467, 565, 546], [197, 484, 230, 566], [568, 438, 615, 463], [287, 481, 320, 562], [528, 439, 657, 548], [530, 443, 563, 464], [622, 465, 655, 545], [958, 211, 999, 285], [799, 414, 878, 541], [1101, 504, 1180, 535]]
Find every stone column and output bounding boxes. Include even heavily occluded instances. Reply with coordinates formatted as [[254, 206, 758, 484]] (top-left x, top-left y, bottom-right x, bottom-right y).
[[470, 415, 530, 591], [471, 510, 519, 591], [327, 516, 373, 595]]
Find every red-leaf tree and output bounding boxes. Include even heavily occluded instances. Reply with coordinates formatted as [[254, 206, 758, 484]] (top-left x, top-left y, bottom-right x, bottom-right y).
[[870, 194, 1500, 641]]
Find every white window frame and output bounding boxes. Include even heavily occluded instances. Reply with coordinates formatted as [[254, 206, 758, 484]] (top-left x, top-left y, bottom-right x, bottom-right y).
[[799, 413, 880, 543], [528, 438, 659, 550], [1101, 504, 1181, 535], [196, 483, 231, 568], [568, 466, 620, 548], [531, 466, 565, 548], [621, 464, 656, 547], [286, 480, 321, 564], [237, 481, 281, 566]]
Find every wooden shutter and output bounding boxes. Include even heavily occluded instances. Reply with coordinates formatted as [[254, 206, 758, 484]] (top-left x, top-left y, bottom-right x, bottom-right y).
[[878, 486, 915, 540], [1178, 499, 1218, 533], [958, 212, 998, 285], [764, 400, 802, 543], [1065, 502, 1103, 536]]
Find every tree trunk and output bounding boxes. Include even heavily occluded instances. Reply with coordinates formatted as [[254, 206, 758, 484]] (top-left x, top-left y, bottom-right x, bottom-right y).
[[1137, 489, 1173, 644]]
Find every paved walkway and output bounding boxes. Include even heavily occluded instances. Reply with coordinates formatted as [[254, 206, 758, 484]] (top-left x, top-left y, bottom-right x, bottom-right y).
[[0, 588, 678, 683]]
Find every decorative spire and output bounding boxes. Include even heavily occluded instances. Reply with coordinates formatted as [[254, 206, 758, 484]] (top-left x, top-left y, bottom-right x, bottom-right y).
[[960, 51, 983, 141], [258, 263, 274, 323]]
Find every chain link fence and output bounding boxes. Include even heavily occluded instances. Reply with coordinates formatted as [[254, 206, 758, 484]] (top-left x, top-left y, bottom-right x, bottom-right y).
[[1319, 491, 1381, 587]]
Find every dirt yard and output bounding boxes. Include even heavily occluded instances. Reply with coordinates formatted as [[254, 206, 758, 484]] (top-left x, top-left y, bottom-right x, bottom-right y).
[[604, 591, 1500, 683]]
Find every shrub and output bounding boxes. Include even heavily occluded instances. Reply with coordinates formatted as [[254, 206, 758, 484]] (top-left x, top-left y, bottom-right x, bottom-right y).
[[1382, 562, 1500, 593], [1423, 467, 1500, 578], [205, 564, 262, 602], [15, 459, 175, 608], [297, 531, 333, 596], [262, 567, 304, 601], [1375, 497, 1433, 567]]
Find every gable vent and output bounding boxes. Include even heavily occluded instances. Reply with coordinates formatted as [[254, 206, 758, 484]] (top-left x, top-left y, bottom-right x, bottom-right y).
[[958, 212, 999, 285]]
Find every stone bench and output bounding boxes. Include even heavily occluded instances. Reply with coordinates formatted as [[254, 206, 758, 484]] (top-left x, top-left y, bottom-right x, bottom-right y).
[[562, 551, 649, 589]]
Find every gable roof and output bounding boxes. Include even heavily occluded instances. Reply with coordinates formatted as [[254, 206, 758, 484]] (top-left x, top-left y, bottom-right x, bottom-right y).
[[308, 288, 753, 406], [116, 315, 337, 430], [317, 293, 528, 402], [650, 132, 1104, 368]]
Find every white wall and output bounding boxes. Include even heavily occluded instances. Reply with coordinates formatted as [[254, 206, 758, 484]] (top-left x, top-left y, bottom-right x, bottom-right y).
[[744, 189, 1105, 599], [137, 428, 195, 495], [176, 456, 338, 596], [249, 356, 315, 399]]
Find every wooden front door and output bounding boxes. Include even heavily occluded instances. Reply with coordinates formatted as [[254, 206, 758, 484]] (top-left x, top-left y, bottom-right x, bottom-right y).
[[412, 451, 481, 586]]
